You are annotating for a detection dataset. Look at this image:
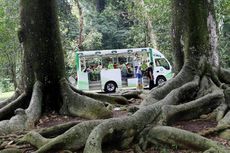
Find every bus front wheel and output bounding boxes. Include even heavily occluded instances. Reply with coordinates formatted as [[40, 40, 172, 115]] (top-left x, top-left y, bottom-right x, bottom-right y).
[[156, 76, 166, 86], [104, 81, 117, 93]]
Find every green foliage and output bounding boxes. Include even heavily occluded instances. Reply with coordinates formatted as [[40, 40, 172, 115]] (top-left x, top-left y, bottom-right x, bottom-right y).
[[139, 0, 172, 61], [57, 0, 79, 49], [0, 0, 21, 91], [56, 0, 79, 76], [215, 0, 230, 68], [82, 28, 103, 50], [83, 0, 134, 50], [0, 79, 14, 93]]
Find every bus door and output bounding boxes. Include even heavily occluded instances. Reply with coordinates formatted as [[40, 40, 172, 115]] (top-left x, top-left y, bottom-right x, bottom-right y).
[[77, 71, 89, 91], [154, 58, 173, 85], [77, 56, 103, 91]]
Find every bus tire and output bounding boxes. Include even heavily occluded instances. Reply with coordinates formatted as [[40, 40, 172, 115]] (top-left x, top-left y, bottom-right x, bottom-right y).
[[104, 81, 117, 93], [156, 76, 166, 86]]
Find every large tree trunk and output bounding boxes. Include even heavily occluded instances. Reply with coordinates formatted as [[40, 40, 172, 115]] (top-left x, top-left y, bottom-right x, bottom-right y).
[[0, 0, 116, 136], [20, 0, 65, 111]]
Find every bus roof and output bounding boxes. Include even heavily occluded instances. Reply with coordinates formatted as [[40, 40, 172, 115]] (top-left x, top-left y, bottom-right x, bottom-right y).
[[76, 48, 165, 58]]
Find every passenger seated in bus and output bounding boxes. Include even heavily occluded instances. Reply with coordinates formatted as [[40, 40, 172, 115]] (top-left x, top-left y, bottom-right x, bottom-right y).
[[108, 61, 114, 69], [114, 62, 118, 69]]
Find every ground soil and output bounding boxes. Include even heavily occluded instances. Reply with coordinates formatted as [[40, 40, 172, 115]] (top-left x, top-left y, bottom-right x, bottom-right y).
[[0, 97, 229, 153]]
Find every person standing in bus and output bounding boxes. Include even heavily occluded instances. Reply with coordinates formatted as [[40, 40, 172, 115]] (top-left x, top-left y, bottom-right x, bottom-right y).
[[147, 62, 154, 90], [121, 64, 127, 78]]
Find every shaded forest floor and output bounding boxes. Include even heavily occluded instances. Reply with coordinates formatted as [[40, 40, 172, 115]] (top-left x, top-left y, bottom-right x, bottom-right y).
[[0, 96, 230, 153]]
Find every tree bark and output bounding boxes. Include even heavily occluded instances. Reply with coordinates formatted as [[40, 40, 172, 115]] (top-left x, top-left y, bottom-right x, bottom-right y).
[[19, 0, 65, 111], [171, 0, 185, 74], [139, 0, 158, 49], [207, 0, 219, 67], [75, 0, 84, 50]]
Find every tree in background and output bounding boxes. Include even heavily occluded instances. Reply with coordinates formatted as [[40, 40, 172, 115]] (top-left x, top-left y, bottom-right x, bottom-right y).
[[0, 0, 21, 91], [75, 0, 84, 50], [171, 0, 185, 74], [216, 0, 230, 68]]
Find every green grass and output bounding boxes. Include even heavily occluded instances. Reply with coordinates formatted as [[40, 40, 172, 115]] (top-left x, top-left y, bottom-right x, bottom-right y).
[[0, 91, 14, 101]]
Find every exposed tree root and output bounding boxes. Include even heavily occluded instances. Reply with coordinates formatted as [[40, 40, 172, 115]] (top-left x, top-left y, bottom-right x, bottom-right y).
[[218, 87, 230, 126], [70, 84, 129, 105], [141, 64, 197, 106], [199, 125, 230, 136], [116, 91, 142, 99], [218, 111, 230, 126], [37, 120, 82, 137], [82, 73, 230, 153], [17, 85, 180, 152], [219, 129, 230, 140], [0, 92, 28, 120], [146, 126, 228, 153], [59, 79, 112, 119], [0, 81, 43, 135], [91, 80, 195, 152], [161, 89, 224, 124], [160, 76, 200, 106], [24, 81, 43, 128], [1, 70, 230, 153], [224, 87, 230, 107], [82, 76, 210, 153], [0, 89, 22, 109], [216, 103, 228, 121], [0, 148, 22, 153], [219, 68, 230, 84], [20, 120, 102, 153]]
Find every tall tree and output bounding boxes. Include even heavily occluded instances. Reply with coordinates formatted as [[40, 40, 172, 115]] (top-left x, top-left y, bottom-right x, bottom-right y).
[[172, 0, 220, 73], [0, 0, 122, 135], [139, 0, 158, 49], [75, 0, 84, 50]]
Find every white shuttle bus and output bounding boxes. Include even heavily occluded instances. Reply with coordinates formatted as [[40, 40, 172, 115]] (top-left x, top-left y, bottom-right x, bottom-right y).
[[75, 48, 173, 92]]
